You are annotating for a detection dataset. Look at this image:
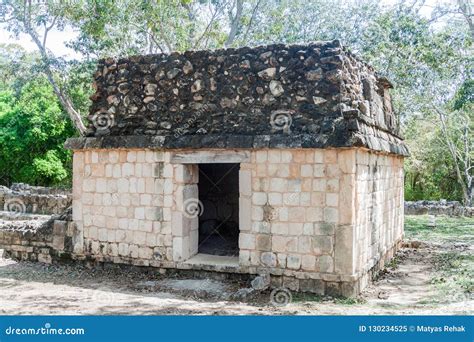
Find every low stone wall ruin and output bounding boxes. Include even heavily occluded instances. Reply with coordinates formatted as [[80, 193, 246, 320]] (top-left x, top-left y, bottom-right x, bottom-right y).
[[0, 183, 71, 215], [0, 208, 76, 263], [0, 184, 75, 263], [405, 201, 473, 217]]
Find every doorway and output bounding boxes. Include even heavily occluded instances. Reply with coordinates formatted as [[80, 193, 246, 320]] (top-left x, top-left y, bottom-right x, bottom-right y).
[[197, 163, 240, 257]]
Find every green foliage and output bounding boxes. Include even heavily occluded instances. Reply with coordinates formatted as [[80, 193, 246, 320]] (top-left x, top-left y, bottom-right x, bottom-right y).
[[454, 79, 474, 110], [0, 79, 75, 186], [431, 252, 474, 300], [403, 114, 465, 201]]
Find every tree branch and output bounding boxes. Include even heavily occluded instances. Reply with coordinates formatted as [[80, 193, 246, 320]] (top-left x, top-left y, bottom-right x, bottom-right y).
[[225, 0, 243, 47], [457, 0, 474, 40], [432, 104, 470, 204], [15, 1, 87, 135], [242, 0, 262, 44]]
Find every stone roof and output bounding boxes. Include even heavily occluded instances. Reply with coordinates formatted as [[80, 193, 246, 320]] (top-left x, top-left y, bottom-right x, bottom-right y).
[[65, 40, 408, 156]]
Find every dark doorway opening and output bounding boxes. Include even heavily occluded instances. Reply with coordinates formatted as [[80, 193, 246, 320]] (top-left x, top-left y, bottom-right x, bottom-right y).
[[198, 163, 240, 257]]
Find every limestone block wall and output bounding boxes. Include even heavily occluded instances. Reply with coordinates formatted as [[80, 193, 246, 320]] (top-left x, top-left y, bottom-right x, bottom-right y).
[[0, 217, 77, 264], [70, 147, 404, 295], [73, 149, 172, 266], [239, 149, 354, 279], [0, 184, 71, 215], [354, 150, 404, 289]]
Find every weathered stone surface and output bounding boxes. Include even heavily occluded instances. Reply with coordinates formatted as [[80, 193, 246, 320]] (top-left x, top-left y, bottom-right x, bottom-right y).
[[251, 274, 271, 290], [0, 208, 74, 263], [0, 183, 71, 215], [72, 40, 407, 156], [405, 200, 473, 217]]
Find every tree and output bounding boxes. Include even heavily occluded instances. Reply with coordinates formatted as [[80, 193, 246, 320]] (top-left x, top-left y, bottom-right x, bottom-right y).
[[1, 0, 87, 135], [432, 80, 474, 206], [0, 79, 75, 186]]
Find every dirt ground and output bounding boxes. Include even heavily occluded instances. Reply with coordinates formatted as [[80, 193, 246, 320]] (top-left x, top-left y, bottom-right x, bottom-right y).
[[1, 240, 473, 315]]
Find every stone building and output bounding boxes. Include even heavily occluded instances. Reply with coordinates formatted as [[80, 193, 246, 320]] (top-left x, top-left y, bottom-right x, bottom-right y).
[[62, 40, 408, 296]]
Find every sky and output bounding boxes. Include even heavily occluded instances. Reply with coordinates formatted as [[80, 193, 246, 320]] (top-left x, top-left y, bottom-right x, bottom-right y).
[[0, 25, 80, 59], [0, 0, 455, 60]]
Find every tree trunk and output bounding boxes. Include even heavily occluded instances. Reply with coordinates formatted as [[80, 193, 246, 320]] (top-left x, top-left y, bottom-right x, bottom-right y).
[[23, 15, 87, 136], [457, 0, 474, 40], [225, 0, 243, 47], [434, 105, 471, 205]]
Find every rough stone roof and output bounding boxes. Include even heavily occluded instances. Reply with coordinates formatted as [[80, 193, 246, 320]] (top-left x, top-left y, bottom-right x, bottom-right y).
[[65, 40, 408, 156]]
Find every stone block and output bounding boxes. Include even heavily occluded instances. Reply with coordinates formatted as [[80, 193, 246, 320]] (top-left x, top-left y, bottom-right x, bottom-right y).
[[239, 197, 252, 231], [299, 279, 324, 294], [271, 223, 288, 235], [306, 207, 323, 222], [298, 236, 312, 254], [133, 231, 146, 245], [288, 207, 305, 222], [268, 193, 282, 206], [256, 151, 267, 163], [282, 276, 299, 291], [287, 254, 301, 269], [52, 235, 64, 251], [239, 233, 256, 250], [301, 255, 316, 271], [314, 222, 335, 235], [53, 221, 67, 236], [272, 236, 288, 252], [319, 255, 334, 273], [260, 252, 277, 267], [338, 149, 356, 174], [239, 170, 252, 196], [269, 178, 287, 192], [326, 193, 338, 207], [324, 207, 339, 223], [268, 151, 281, 163], [256, 234, 271, 251], [138, 247, 153, 259], [300, 164, 313, 177], [335, 224, 355, 274], [171, 211, 192, 237], [252, 192, 267, 205], [312, 236, 333, 255]]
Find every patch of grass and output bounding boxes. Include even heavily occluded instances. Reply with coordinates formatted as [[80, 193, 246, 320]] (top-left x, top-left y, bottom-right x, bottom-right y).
[[386, 255, 400, 269], [334, 297, 366, 305], [430, 251, 474, 302], [405, 215, 474, 304], [405, 215, 474, 244]]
